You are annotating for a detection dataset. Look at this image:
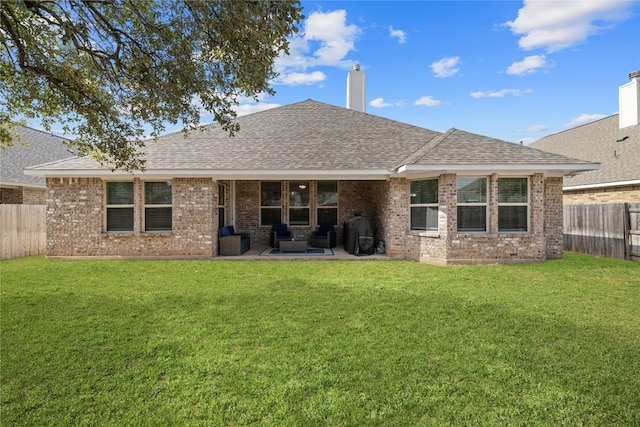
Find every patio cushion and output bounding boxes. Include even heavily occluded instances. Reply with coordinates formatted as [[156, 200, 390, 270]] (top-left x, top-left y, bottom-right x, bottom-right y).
[[273, 224, 288, 236], [228, 225, 235, 235], [219, 226, 231, 237], [316, 223, 334, 236]]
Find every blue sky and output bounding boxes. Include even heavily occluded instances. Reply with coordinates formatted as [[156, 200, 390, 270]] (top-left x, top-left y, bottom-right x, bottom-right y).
[[227, 0, 640, 145]]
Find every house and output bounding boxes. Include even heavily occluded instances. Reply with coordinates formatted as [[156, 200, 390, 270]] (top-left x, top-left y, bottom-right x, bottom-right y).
[[26, 67, 599, 264], [1, 125, 75, 204], [531, 72, 640, 204]]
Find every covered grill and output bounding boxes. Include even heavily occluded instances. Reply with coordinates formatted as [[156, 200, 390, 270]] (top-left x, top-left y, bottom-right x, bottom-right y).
[[343, 216, 375, 255]]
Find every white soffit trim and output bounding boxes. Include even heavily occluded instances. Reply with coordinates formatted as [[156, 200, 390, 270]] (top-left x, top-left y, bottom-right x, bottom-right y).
[[396, 163, 600, 177], [23, 168, 393, 181], [564, 179, 640, 191]]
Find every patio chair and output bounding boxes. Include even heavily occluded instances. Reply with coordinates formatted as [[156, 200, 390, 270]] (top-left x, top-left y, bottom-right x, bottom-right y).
[[270, 223, 292, 248], [219, 225, 250, 255], [311, 223, 336, 248]]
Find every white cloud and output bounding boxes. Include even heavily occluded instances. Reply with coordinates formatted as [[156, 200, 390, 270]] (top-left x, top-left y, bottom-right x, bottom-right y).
[[505, 0, 634, 52], [564, 113, 607, 129], [275, 9, 360, 86], [470, 88, 534, 98], [234, 103, 281, 117], [276, 71, 326, 86], [430, 56, 460, 78], [506, 55, 553, 75], [414, 96, 442, 107], [389, 25, 407, 44], [522, 124, 549, 132], [369, 97, 403, 108]]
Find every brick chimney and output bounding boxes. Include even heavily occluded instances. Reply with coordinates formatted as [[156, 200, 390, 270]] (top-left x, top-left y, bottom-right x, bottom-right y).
[[619, 71, 640, 129], [347, 64, 366, 113]]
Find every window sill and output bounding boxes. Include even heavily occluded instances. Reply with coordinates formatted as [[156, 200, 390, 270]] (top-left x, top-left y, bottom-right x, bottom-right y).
[[409, 230, 440, 238]]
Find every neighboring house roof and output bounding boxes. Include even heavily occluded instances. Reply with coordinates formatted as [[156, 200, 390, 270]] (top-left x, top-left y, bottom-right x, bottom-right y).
[[1, 125, 75, 189], [530, 114, 640, 190], [27, 100, 597, 180]]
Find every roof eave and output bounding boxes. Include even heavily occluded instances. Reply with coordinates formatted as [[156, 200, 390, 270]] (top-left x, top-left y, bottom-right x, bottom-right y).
[[24, 168, 393, 181], [395, 163, 601, 178], [564, 179, 640, 191]]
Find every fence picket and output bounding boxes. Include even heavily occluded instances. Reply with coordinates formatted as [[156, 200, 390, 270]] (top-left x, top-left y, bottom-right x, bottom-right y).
[[0, 205, 46, 260]]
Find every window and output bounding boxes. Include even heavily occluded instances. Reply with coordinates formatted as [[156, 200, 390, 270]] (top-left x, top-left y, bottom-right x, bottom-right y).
[[261, 181, 281, 226], [410, 179, 438, 231], [106, 182, 134, 232], [317, 181, 338, 225], [457, 177, 487, 232], [218, 183, 226, 228], [289, 181, 310, 226], [144, 181, 172, 231], [498, 177, 528, 232]]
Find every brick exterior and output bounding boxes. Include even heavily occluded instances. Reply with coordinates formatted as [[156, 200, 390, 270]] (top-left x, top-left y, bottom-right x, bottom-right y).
[[563, 184, 640, 204], [396, 173, 561, 264], [45, 175, 566, 263], [46, 177, 216, 257], [0, 187, 46, 204]]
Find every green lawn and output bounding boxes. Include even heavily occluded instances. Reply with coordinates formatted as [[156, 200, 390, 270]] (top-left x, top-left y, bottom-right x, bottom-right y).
[[1, 253, 639, 426]]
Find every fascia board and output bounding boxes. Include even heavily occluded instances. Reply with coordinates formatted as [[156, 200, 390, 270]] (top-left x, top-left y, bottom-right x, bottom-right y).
[[564, 179, 640, 191], [396, 163, 601, 177], [24, 168, 392, 181]]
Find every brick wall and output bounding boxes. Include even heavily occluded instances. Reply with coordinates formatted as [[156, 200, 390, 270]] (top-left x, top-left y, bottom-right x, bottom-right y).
[[563, 184, 640, 204], [22, 188, 46, 204], [1, 187, 23, 204], [395, 174, 560, 264], [544, 177, 564, 259], [46, 177, 216, 257]]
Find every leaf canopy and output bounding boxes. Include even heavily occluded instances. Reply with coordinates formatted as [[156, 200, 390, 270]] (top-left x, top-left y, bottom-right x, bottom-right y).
[[0, 0, 303, 170]]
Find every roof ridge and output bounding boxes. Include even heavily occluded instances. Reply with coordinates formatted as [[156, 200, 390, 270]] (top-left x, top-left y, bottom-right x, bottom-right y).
[[396, 128, 455, 167]]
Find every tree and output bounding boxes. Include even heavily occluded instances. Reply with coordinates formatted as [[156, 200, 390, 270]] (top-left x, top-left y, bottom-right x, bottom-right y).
[[0, 0, 303, 170]]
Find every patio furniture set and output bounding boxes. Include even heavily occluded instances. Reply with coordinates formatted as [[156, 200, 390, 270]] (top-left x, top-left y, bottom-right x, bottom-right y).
[[218, 223, 336, 256]]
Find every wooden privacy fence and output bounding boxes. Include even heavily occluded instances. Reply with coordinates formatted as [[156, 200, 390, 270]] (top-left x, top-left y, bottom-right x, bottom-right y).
[[564, 203, 640, 261], [0, 204, 46, 260]]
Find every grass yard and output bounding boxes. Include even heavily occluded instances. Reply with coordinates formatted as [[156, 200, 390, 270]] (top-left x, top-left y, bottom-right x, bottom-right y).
[[1, 253, 639, 426]]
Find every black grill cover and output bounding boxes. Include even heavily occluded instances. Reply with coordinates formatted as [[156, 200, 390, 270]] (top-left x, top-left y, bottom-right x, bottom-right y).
[[343, 216, 374, 255]]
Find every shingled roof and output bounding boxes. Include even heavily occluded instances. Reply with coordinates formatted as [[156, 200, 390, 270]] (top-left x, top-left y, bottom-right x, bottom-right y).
[[27, 100, 597, 179], [1, 125, 75, 188], [530, 114, 640, 189]]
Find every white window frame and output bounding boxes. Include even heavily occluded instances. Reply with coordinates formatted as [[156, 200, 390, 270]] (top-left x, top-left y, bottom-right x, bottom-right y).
[[497, 177, 529, 233], [316, 180, 338, 226], [410, 179, 439, 231], [104, 181, 134, 232], [143, 181, 172, 232], [289, 180, 310, 226], [260, 181, 282, 226], [457, 176, 488, 233]]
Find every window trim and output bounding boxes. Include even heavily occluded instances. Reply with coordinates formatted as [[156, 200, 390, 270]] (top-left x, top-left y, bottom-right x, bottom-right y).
[[316, 180, 338, 226], [104, 181, 134, 233], [409, 179, 439, 231], [288, 180, 310, 226], [143, 181, 173, 233], [456, 176, 488, 233], [497, 176, 529, 233], [260, 181, 282, 227]]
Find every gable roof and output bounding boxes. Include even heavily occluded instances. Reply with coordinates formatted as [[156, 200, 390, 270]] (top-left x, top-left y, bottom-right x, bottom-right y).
[[530, 114, 640, 189], [1, 125, 75, 188], [27, 100, 598, 180]]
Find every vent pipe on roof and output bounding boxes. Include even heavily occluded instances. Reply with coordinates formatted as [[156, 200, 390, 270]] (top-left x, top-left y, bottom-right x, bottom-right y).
[[347, 64, 366, 113], [619, 71, 640, 129]]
